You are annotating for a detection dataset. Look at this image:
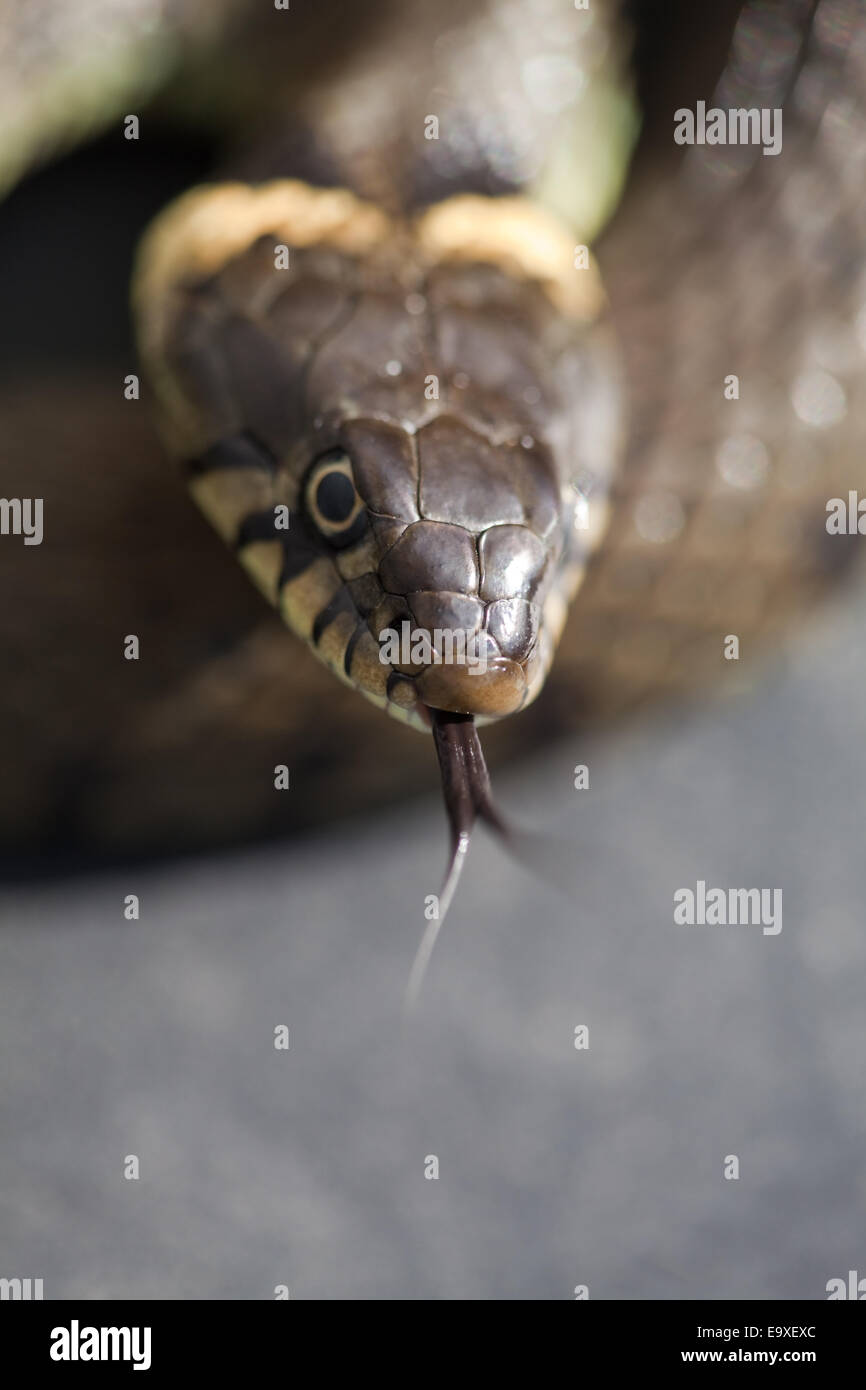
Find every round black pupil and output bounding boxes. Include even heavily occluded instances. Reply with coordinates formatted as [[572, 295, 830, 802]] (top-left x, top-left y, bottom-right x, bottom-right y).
[[315, 470, 356, 524]]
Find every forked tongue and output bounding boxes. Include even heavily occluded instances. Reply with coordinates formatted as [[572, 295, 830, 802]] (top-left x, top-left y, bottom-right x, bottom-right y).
[[404, 709, 509, 1011]]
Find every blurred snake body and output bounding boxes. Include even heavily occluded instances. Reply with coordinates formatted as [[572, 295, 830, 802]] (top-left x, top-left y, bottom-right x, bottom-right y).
[[1, 0, 865, 881], [129, 0, 636, 912]]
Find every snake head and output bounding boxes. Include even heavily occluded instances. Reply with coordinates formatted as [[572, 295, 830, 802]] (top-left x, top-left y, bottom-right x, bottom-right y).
[[134, 181, 619, 997], [300, 412, 567, 727], [134, 181, 617, 736]]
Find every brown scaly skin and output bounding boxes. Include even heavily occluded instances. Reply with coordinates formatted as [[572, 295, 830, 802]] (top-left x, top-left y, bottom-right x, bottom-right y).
[[0, 0, 864, 867]]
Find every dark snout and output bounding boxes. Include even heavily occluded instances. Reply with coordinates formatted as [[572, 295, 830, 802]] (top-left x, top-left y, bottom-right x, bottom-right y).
[[377, 517, 548, 718]]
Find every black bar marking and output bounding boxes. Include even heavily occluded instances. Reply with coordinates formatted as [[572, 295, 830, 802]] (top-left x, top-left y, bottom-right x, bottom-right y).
[[187, 430, 277, 478], [234, 508, 321, 587], [386, 671, 416, 702], [278, 533, 323, 588], [235, 508, 285, 549], [312, 589, 356, 646], [342, 622, 364, 679]]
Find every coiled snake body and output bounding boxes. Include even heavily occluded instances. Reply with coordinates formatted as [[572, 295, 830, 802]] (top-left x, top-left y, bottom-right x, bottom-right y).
[[0, 0, 864, 873]]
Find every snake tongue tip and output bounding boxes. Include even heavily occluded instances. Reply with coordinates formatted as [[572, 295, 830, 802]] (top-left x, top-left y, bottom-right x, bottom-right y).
[[407, 707, 507, 1010], [404, 791, 471, 1016]]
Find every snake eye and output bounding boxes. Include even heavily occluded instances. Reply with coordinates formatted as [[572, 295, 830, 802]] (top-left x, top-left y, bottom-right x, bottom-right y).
[[305, 451, 365, 544]]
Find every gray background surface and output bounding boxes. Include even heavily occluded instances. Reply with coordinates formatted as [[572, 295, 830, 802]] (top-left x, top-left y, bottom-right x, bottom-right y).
[[1, 582, 865, 1301]]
